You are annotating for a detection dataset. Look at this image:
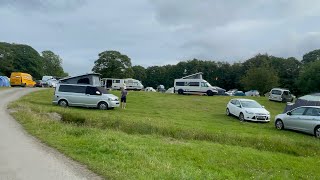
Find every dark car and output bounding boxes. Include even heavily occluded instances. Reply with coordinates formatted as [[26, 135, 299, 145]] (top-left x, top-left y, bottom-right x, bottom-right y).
[[34, 80, 44, 87]]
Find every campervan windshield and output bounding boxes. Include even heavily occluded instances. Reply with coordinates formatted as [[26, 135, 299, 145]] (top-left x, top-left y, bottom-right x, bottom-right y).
[[202, 81, 212, 87]]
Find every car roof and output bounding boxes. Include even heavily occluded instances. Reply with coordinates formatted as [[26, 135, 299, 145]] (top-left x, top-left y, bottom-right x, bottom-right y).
[[271, 88, 289, 91], [231, 98, 255, 101]]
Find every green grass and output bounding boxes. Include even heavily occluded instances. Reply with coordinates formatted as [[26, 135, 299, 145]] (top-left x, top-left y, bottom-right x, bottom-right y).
[[9, 90, 320, 179], [0, 87, 10, 90]]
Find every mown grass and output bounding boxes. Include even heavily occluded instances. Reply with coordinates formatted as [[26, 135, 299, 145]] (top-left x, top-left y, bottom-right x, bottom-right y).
[[9, 89, 320, 179]]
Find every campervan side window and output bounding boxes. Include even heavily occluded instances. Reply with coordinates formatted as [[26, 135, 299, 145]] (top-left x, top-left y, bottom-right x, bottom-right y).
[[77, 78, 90, 84], [59, 85, 86, 93], [113, 80, 120, 83], [176, 82, 185, 86], [188, 82, 199, 86]]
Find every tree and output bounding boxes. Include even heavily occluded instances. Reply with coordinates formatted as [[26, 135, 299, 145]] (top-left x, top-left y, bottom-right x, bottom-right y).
[[92, 50, 133, 78], [132, 65, 146, 82], [41, 50, 68, 77], [297, 60, 320, 94], [0, 42, 44, 79], [302, 49, 320, 64], [240, 67, 279, 94]]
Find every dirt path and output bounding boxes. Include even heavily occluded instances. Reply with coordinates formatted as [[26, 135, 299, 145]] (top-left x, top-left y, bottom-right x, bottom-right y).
[[0, 88, 102, 180]]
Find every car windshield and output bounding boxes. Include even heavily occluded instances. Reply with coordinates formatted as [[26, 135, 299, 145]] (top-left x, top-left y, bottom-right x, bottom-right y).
[[240, 101, 262, 108], [97, 87, 110, 94]]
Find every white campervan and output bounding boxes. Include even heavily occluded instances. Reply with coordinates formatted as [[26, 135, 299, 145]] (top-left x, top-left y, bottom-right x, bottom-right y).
[[101, 78, 144, 90], [174, 72, 218, 96]]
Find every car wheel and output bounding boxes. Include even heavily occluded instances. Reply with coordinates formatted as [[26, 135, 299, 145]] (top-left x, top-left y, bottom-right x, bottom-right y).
[[207, 90, 213, 96], [314, 126, 320, 138], [98, 102, 108, 110], [239, 113, 245, 121], [275, 119, 284, 130], [178, 89, 184, 95], [58, 100, 68, 108], [226, 108, 230, 116]]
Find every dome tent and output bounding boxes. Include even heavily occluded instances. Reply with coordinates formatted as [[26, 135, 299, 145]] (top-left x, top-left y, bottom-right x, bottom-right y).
[[0, 76, 10, 87], [284, 93, 320, 113]]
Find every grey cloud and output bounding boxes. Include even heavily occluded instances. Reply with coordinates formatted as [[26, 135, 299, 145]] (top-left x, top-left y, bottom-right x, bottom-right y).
[[0, 0, 86, 12]]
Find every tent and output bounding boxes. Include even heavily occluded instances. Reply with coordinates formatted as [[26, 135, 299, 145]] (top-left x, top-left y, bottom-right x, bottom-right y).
[[283, 93, 320, 112], [0, 76, 10, 87]]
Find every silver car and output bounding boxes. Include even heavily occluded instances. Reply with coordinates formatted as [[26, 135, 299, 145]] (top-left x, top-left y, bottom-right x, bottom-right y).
[[53, 84, 120, 110], [275, 106, 320, 138]]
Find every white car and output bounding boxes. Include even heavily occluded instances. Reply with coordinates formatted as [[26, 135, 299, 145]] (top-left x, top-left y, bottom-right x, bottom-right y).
[[226, 99, 270, 122]]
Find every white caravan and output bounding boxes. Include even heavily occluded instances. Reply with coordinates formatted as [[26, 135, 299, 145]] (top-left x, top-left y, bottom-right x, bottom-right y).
[[101, 78, 144, 90], [174, 72, 218, 96]]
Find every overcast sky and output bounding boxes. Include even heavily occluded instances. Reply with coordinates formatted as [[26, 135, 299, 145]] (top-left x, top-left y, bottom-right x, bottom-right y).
[[1, 0, 320, 75]]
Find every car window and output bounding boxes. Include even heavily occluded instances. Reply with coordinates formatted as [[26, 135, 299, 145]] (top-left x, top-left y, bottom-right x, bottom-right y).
[[234, 100, 240, 106], [201, 82, 208, 87], [59, 85, 86, 93], [240, 101, 262, 108], [86, 86, 100, 95], [291, 107, 307, 115], [304, 108, 320, 116], [271, 90, 282, 95], [188, 82, 199, 86]]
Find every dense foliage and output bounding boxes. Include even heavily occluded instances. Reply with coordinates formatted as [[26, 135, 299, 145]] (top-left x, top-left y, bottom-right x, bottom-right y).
[[92, 50, 133, 78], [0, 42, 68, 79], [91, 49, 320, 96]]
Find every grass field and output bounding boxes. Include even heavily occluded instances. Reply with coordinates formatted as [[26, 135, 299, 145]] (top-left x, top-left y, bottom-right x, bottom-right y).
[[9, 90, 320, 179]]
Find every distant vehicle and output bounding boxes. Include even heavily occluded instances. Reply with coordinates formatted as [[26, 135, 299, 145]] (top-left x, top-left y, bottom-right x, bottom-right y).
[[234, 91, 245, 96], [145, 87, 156, 92], [47, 78, 59, 88], [269, 88, 293, 102], [275, 106, 320, 138], [226, 89, 238, 96], [213, 86, 227, 95], [34, 80, 44, 87], [226, 99, 270, 122], [52, 84, 120, 110], [245, 90, 260, 96], [101, 78, 144, 90], [10, 72, 36, 87], [157, 85, 165, 93], [174, 72, 218, 96]]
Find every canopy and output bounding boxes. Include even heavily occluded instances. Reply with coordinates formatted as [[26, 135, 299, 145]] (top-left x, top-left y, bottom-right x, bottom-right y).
[[284, 93, 320, 112]]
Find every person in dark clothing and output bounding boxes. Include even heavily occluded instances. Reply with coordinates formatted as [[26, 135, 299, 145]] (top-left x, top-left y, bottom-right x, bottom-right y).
[[120, 87, 128, 109]]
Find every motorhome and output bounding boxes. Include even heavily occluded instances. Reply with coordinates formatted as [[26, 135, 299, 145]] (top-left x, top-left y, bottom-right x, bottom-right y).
[[101, 78, 144, 90], [10, 72, 36, 87], [174, 72, 218, 96]]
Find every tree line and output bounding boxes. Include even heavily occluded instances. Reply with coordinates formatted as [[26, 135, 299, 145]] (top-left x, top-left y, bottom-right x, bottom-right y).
[[92, 50, 320, 96], [0, 42, 68, 79], [1, 41, 319, 96]]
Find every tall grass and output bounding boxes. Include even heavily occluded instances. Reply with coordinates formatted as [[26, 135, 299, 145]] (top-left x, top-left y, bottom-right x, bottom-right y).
[[9, 89, 320, 179]]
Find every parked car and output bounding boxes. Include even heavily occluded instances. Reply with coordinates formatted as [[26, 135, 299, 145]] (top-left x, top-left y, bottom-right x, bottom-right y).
[[234, 91, 245, 96], [226, 99, 270, 122], [245, 90, 260, 96], [275, 106, 320, 138], [269, 88, 294, 102], [157, 85, 166, 93], [52, 84, 120, 110], [34, 80, 44, 87], [47, 78, 59, 88], [226, 89, 237, 96]]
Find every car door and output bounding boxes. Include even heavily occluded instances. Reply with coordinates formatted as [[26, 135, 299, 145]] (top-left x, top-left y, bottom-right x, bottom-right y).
[[285, 107, 308, 130], [233, 100, 242, 116], [84, 86, 102, 107], [296, 107, 320, 134]]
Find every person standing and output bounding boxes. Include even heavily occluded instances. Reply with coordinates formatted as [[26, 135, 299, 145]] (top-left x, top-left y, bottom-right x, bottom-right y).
[[120, 87, 128, 109]]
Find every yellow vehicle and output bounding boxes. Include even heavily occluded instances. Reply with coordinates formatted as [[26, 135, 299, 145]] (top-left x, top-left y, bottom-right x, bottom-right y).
[[10, 72, 36, 87]]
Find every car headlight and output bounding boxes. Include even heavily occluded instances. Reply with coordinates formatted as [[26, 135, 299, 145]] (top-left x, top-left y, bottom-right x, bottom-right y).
[[245, 110, 254, 114]]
